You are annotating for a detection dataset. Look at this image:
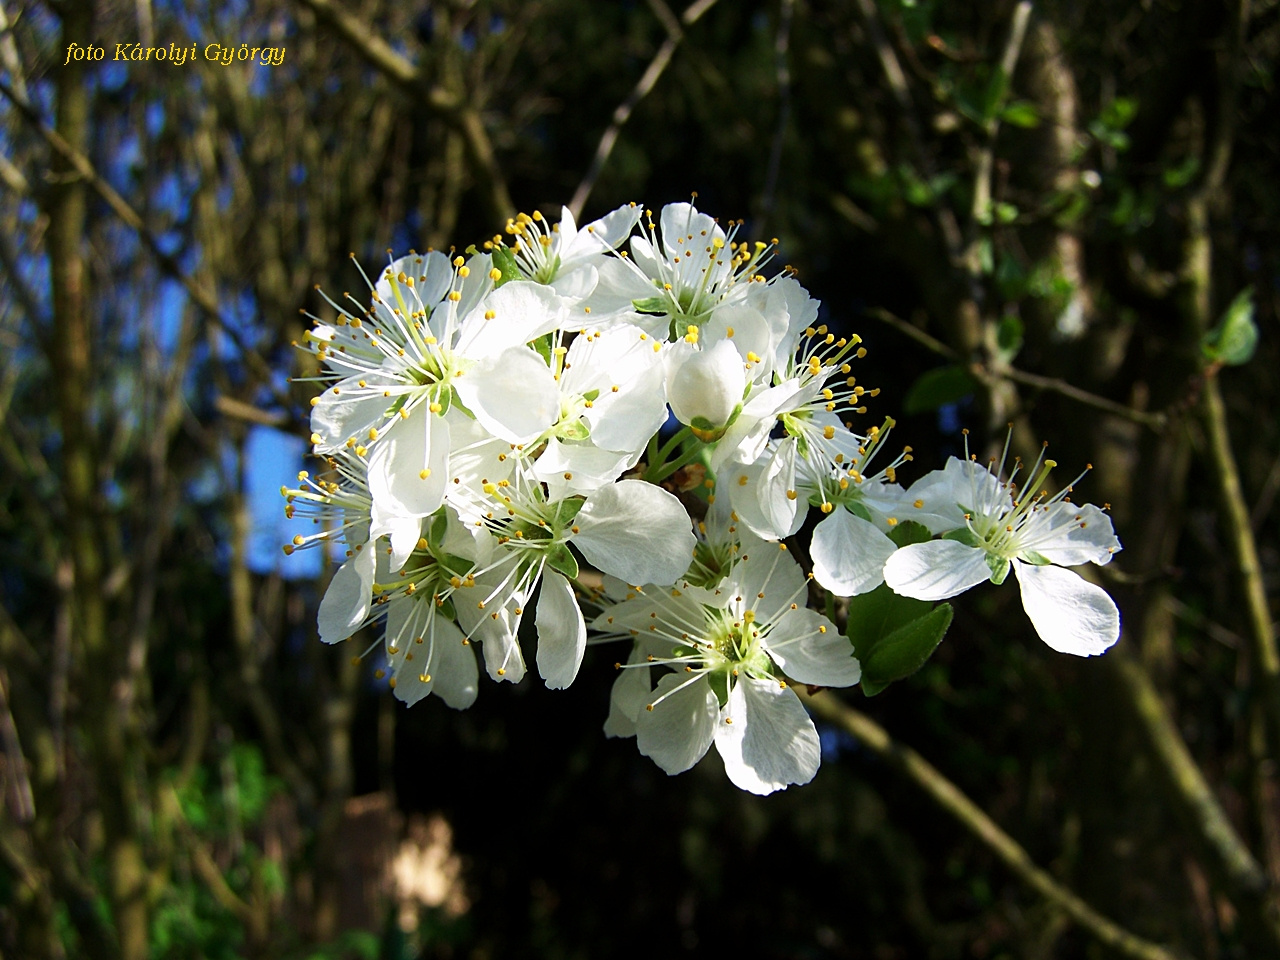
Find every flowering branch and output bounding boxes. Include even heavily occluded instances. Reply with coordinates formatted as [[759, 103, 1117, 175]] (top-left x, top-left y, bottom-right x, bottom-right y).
[[800, 689, 1195, 960]]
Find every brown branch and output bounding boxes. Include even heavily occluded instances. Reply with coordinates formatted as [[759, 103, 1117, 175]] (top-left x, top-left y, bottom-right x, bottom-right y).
[[802, 689, 1195, 960], [569, 0, 721, 219], [0, 78, 284, 401], [1106, 643, 1280, 947], [981, 363, 1168, 431], [294, 0, 512, 222]]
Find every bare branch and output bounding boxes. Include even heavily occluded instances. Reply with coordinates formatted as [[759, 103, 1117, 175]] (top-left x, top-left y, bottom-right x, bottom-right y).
[[802, 689, 1195, 960], [569, 0, 721, 220]]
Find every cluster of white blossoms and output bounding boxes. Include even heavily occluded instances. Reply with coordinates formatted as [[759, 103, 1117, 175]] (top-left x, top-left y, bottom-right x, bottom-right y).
[[283, 200, 1123, 795]]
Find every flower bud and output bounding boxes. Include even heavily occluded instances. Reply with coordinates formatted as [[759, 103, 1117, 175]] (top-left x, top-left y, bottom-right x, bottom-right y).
[[667, 340, 745, 442]]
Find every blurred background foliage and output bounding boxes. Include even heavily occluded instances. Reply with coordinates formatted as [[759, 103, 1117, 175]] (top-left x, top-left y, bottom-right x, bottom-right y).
[[1, 0, 1278, 957]]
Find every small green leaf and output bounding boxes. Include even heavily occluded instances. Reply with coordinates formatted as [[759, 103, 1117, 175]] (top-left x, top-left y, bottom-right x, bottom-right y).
[[581, 388, 600, 402], [888, 520, 933, 548], [532, 333, 554, 365], [1001, 100, 1041, 128], [546, 543, 580, 580], [489, 245, 521, 287], [1201, 288, 1258, 366], [995, 312, 1024, 363], [994, 201, 1019, 224], [903, 365, 977, 414], [1099, 96, 1138, 130], [861, 604, 954, 691], [1162, 155, 1201, 190]]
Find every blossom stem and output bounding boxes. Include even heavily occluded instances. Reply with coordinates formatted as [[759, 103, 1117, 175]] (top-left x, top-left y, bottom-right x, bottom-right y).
[[644, 431, 703, 485]]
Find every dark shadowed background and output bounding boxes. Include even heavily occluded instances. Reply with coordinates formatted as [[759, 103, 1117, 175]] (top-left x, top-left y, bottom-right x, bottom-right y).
[[1, 1, 1278, 957]]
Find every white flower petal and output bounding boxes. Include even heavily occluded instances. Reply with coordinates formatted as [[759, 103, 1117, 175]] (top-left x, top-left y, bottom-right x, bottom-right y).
[[317, 546, 375, 644], [603, 643, 654, 739], [573, 480, 695, 586], [763, 608, 861, 687], [535, 571, 587, 690], [666, 339, 745, 431], [1014, 561, 1120, 656], [1024, 503, 1122, 567], [453, 281, 565, 358], [811, 509, 898, 597], [883, 539, 993, 601], [427, 616, 480, 709], [635, 673, 718, 775], [367, 404, 449, 520], [715, 677, 820, 795], [454, 346, 559, 444], [532, 438, 633, 499]]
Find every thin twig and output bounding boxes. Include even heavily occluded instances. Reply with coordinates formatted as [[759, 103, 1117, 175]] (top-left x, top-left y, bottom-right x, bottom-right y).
[[1202, 373, 1280, 767], [0, 79, 286, 403], [987, 364, 1168, 431], [964, 1, 1032, 279], [852, 0, 965, 264], [1106, 644, 1277, 922], [864, 306, 958, 360], [569, 0, 721, 220], [864, 307, 1168, 430], [295, 0, 513, 221], [801, 689, 1195, 960]]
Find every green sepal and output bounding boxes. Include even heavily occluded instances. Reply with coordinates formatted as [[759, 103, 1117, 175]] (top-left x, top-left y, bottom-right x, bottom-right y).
[[532, 333, 554, 365], [888, 520, 933, 548], [556, 496, 586, 526], [942, 527, 982, 548], [860, 603, 954, 695], [847, 501, 873, 523], [632, 296, 670, 315], [436, 596, 457, 621], [985, 553, 1011, 585], [581, 388, 600, 402], [546, 542, 580, 580], [557, 418, 591, 442], [428, 511, 450, 552], [1020, 550, 1052, 566], [490, 246, 521, 287], [384, 393, 409, 420]]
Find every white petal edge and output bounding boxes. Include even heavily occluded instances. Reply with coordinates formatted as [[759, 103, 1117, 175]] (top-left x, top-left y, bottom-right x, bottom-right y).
[[883, 539, 993, 601], [715, 677, 820, 795], [1014, 561, 1120, 656], [535, 571, 587, 690]]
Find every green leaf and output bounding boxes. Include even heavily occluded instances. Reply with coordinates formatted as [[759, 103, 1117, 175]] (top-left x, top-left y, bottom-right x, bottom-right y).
[[1162, 155, 1201, 190], [888, 520, 933, 548], [489, 245, 521, 287], [861, 604, 954, 692], [546, 542, 580, 580], [903, 365, 977, 414], [1201, 288, 1258, 366], [1001, 100, 1041, 128], [994, 201, 1019, 224], [980, 66, 1011, 124], [844, 583, 932, 665], [1099, 96, 1138, 130], [995, 312, 1024, 363]]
